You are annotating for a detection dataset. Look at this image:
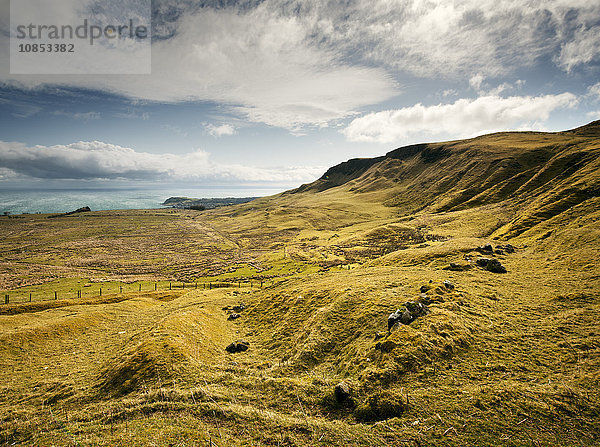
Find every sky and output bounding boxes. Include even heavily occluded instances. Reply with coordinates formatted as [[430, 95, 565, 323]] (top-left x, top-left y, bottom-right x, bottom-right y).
[[1, 0, 599, 192]]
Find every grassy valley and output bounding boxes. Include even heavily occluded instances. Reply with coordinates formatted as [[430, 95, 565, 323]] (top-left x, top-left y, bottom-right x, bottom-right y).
[[0, 122, 599, 446]]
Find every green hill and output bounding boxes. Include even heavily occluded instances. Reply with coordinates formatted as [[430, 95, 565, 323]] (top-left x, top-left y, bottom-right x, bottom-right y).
[[0, 122, 599, 446]]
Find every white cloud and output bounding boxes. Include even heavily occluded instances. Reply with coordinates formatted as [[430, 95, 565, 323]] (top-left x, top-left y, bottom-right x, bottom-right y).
[[557, 26, 600, 71], [1, 0, 599, 132], [342, 93, 578, 144], [206, 124, 236, 137], [0, 3, 397, 130], [469, 74, 485, 91], [587, 110, 600, 120], [297, 0, 600, 77], [442, 89, 457, 98], [52, 111, 101, 121], [0, 140, 323, 183], [588, 83, 600, 101]]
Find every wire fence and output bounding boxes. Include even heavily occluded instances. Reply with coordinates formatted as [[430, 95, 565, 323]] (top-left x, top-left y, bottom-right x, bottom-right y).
[[2, 278, 272, 305]]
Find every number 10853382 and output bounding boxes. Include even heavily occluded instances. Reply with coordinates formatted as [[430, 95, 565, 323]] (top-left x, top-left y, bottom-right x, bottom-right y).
[[18, 43, 75, 53]]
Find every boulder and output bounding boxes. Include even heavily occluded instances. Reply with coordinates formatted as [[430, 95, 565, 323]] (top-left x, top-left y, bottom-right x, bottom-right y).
[[443, 280, 454, 290], [486, 259, 507, 273], [227, 313, 241, 321], [477, 243, 494, 254], [405, 301, 428, 316], [388, 301, 429, 330], [334, 381, 353, 404], [476, 257, 492, 267], [476, 257, 507, 273], [225, 340, 249, 353], [232, 303, 246, 312], [497, 244, 515, 254]]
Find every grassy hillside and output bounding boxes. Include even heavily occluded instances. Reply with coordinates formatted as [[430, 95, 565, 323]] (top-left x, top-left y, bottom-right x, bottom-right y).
[[0, 122, 599, 445]]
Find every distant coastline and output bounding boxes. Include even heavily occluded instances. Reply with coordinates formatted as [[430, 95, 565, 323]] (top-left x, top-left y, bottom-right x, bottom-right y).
[[162, 196, 257, 210], [0, 187, 279, 215]]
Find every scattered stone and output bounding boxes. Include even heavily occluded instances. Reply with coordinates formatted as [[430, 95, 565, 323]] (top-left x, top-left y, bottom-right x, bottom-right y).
[[405, 301, 428, 316], [388, 308, 411, 329], [476, 257, 492, 267], [228, 313, 241, 321], [443, 280, 454, 290], [486, 259, 507, 273], [222, 306, 230, 310], [496, 244, 515, 254], [388, 301, 429, 330], [476, 257, 507, 273], [225, 340, 249, 353], [420, 285, 431, 293], [477, 243, 494, 254], [334, 381, 353, 404], [232, 303, 246, 313]]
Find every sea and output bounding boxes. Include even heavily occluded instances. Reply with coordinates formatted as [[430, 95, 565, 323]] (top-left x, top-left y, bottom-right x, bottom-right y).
[[0, 187, 285, 215]]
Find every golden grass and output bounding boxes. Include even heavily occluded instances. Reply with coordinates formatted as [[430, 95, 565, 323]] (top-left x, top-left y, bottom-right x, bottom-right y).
[[0, 124, 599, 445]]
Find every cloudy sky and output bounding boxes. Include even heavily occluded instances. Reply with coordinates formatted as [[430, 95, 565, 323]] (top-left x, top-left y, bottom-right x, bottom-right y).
[[1, 0, 599, 191]]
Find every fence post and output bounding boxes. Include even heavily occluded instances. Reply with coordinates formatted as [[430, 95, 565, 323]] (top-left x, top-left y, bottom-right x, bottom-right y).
[[139, 284, 142, 292], [54, 291, 57, 300], [30, 292, 32, 302], [99, 288, 102, 296], [4, 294, 8, 304], [261, 280, 263, 288], [209, 282, 212, 290], [169, 282, 172, 290], [182, 282, 185, 289], [195, 282, 197, 289], [155, 283, 157, 291]]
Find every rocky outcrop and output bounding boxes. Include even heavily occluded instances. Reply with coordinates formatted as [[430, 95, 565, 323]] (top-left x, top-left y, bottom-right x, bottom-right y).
[[334, 381, 353, 405], [48, 206, 91, 218], [226, 340, 249, 353], [388, 301, 429, 330], [476, 257, 507, 273]]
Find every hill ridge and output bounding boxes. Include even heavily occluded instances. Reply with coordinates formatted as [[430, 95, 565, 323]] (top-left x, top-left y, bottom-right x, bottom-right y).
[[295, 121, 600, 195], [288, 121, 600, 241]]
